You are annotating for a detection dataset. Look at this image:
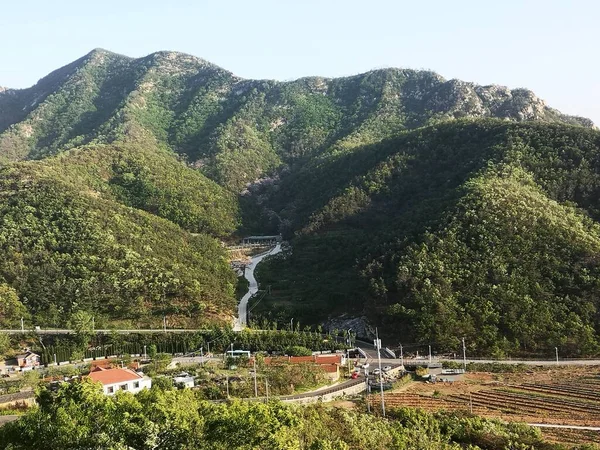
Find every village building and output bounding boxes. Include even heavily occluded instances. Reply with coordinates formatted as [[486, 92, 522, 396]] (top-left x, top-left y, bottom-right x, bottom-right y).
[[15, 352, 40, 370], [173, 373, 195, 388], [88, 367, 152, 395]]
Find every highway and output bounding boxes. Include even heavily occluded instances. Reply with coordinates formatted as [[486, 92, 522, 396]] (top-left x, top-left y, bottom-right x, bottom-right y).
[[357, 345, 600, 367]]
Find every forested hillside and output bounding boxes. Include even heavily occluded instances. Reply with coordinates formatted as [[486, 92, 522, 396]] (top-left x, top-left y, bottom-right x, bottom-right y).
[[2, 49, 600, 355], [255, 121, 600, 356], [0, 138, 237, 328], [0, 49, 591, 191]]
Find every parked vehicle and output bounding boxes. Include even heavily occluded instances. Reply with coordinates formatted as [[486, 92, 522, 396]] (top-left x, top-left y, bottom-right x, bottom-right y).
[[361, 362, 370, 369], [351, 372, 359, 379], [383, 365, 392, 372], [373, 368, 381, 375]]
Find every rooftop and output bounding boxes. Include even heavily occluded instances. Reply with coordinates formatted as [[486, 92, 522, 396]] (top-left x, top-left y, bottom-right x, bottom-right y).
[[88, 367, 143, 385]]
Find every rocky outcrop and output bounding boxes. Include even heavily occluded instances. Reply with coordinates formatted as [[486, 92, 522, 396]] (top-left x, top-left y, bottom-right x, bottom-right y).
[[322, 315, 376, 340]]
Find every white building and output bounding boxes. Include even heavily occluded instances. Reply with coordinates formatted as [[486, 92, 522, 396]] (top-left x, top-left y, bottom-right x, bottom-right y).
[[173, 373, 195, 388], [88, 367, 152, 395]]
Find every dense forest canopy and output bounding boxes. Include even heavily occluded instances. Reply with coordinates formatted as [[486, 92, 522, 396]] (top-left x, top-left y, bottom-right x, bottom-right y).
[[0, 381, 582, 450], [1, 49, 600, 355]]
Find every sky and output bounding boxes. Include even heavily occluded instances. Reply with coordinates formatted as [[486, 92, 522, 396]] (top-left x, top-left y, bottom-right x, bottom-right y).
[[1, 0, 598, 124]]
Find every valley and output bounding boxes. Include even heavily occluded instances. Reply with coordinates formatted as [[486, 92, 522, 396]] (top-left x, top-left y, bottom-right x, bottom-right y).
[[0, 49, 600, 359]]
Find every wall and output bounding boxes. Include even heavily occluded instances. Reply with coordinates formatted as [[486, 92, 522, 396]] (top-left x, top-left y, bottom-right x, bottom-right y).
[[282, 380, 366, 405], [104, 377, 152, 395]]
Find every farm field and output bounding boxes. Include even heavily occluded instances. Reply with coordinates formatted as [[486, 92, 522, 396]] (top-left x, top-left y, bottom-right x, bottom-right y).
[[368, 366, 600, 446]]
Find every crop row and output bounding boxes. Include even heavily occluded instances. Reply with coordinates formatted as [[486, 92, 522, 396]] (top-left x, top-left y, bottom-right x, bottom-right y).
[[516, 383, 600, 402], [467, 391, 597, 418], [368, 393, 489, 415], [493, 389, 600, 412]]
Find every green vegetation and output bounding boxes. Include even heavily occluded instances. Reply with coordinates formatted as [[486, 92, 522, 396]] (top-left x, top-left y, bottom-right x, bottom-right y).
[[1, 381, 592, 449], [31, 328, 345, 364], [442, 361, 533, 373], [2, 50, 600, 357], [0, 143, 237, 328], [254, 121, 600, 357]]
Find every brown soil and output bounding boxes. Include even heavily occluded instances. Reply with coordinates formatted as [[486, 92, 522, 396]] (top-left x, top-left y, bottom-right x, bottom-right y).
[[365, 366, 600, 446]]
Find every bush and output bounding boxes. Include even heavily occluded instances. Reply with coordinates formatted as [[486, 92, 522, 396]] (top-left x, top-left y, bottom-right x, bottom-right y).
[[285, 346, 312, 356]]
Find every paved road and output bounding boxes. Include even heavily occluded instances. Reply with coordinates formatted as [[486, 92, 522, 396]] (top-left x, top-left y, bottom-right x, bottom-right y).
[[0, 415, 20, 426], [529, 423, 600, 431], [356, 345, 600, 367], [234, 244, 281, 330], [397, 358, 600, 366]]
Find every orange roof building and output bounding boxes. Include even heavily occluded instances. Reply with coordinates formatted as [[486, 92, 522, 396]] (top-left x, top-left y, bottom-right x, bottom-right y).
[[88, 367, 152, 396]]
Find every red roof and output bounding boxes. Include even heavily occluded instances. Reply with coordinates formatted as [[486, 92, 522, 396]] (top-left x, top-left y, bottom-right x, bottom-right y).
[[289, 356, 314, 363], [88, 367, 142, 385], [90, 359, 140, 371], [314, 355, 342, 364]]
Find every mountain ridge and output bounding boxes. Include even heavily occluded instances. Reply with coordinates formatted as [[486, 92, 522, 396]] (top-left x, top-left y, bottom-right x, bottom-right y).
[[0, 49, 593, 187], [2, 51, 600, 355]]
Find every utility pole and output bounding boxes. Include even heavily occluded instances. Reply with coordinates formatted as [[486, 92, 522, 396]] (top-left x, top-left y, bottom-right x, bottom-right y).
[[555, 347, 559, 366], [53, 353, 57, 365], [375, 327, 386, 417], [200, 347, 203, 365], [92, 316, 95, 332], [290, 318, 294, 332], [21, 317, 24, 333], [428, 345, 432, 364], [462, 337, 467, 370], [366, 370, 371, 413], [143, 345, 147, 360], [163, 316, 166, 332], [265, 378, 269, 401], [253, 356, 258, 397], [399, 343, 404, 369]]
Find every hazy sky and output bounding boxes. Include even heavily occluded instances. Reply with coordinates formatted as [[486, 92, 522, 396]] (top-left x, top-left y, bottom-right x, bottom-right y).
[[1, 0, 598, 124]]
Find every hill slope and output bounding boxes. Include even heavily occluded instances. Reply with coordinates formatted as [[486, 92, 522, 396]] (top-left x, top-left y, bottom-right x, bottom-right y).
[[1, 49, 593, 191], [2, 51, 600, 354], [254, 121, 600, 356], [0, 138, 238, 328]]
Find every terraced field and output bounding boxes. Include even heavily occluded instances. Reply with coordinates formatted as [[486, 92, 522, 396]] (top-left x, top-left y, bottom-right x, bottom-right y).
[[541, 428, 600, 447], [368, 375, 600, 429]]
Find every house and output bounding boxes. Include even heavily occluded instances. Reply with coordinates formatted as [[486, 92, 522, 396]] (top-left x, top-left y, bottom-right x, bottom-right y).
[[88, 367, 152, 395], [173, 373, 195, 388], [16, 352, 40, 369]]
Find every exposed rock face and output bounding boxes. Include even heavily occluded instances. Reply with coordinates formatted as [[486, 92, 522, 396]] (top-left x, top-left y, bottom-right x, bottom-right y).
[[418, 80, 592, 127], [323, 315, 376, 340], [0, 48, 594, 181]]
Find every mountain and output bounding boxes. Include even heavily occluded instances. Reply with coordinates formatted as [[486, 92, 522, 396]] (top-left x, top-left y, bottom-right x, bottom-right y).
[[254, 120, 600, 356], [1, 49, 600, 355], [0, 49, 592, 189]]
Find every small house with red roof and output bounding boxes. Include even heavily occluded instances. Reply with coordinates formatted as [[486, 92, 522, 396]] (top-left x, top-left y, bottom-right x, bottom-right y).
[[88, 367, 152, 395]]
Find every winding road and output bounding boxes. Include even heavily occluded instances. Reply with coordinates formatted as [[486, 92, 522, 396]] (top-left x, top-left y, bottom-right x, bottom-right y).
[[233, 243, 281, 331]]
